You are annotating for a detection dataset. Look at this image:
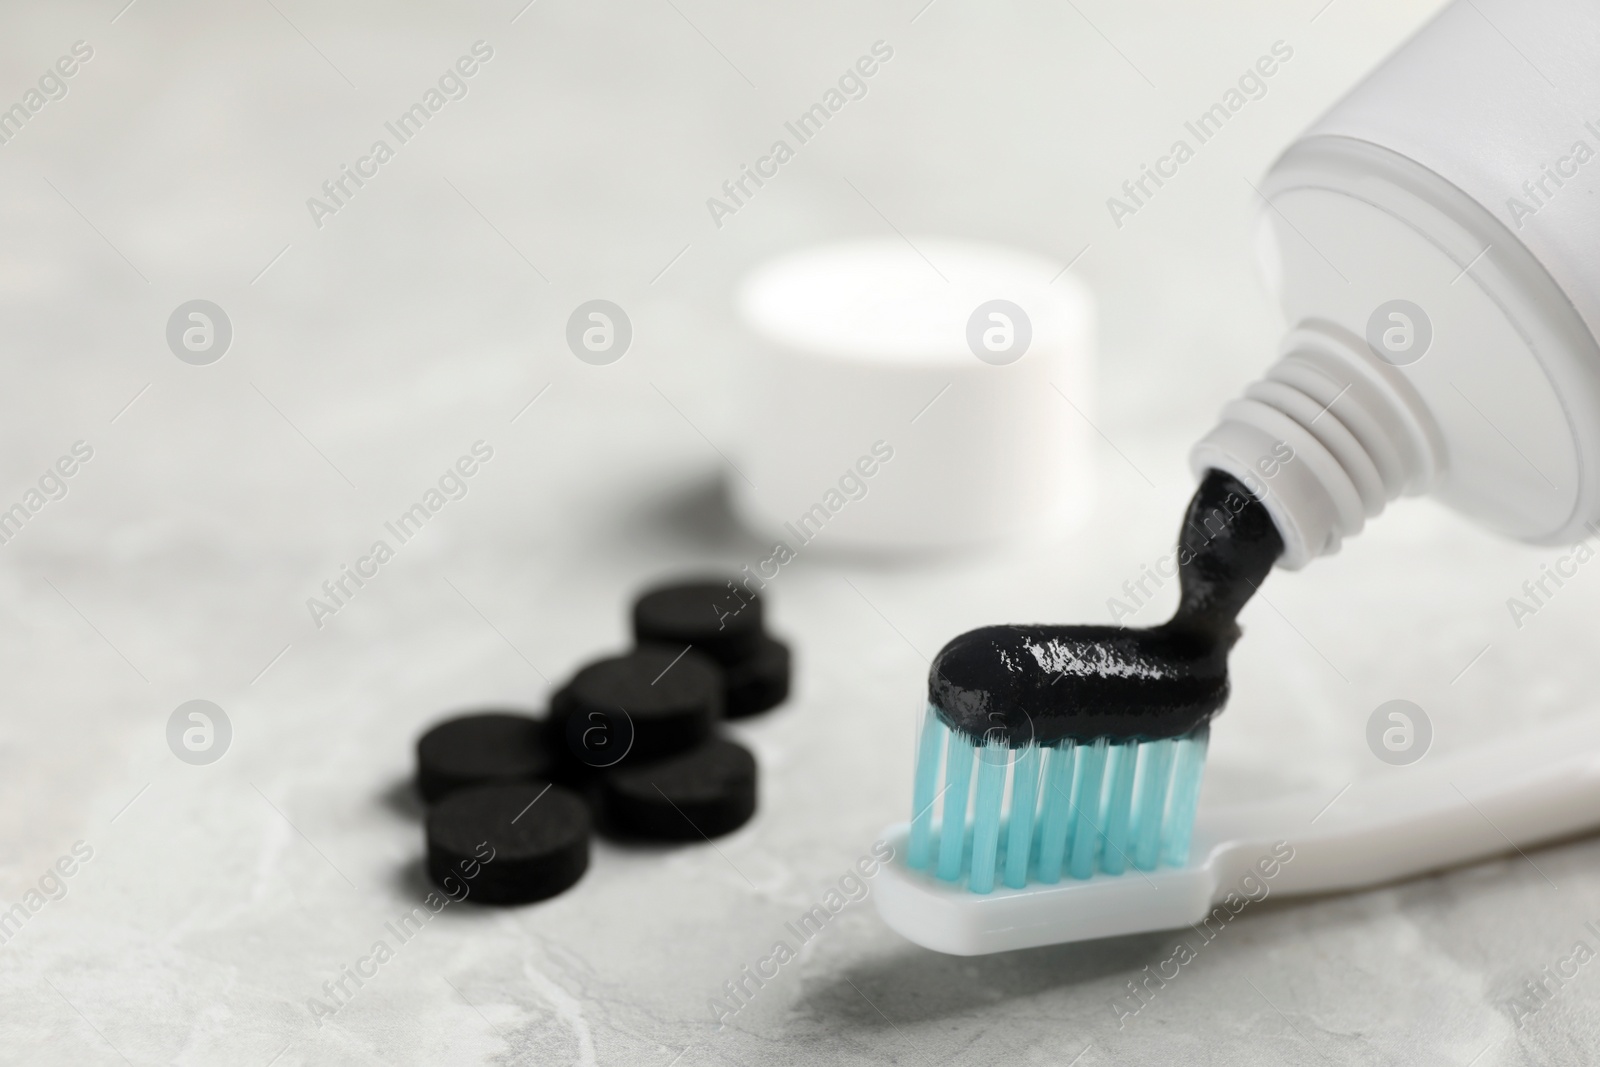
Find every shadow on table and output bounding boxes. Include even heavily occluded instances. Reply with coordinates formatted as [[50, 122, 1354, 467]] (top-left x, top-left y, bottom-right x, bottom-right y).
[[801, 931, 1174, 1027], [379, 774, 425, 820], [390, 855, 434, 901], [620, 474, 769, 556], [619, 473, 964, 570]]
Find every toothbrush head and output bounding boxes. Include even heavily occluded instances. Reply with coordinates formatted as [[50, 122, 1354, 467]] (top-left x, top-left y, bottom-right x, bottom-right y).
[[899, 469, 1282, 901], [905, 688, 1212, 895]]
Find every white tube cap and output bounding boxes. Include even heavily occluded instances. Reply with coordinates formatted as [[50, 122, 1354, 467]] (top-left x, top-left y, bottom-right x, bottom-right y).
[[733, 238, 1097, 553]]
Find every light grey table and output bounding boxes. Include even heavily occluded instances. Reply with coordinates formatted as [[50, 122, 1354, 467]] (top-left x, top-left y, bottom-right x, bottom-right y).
[[3, 1, 1595, 1063]]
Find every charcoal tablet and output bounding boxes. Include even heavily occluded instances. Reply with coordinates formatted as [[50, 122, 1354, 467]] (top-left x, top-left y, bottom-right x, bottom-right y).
[[415, 711, 556, 803], [723, 635, 791, 718], [601, 738, 757, 840], [549, 647, 722, 771], [426, 782, 590, 904], [632, 579, 763, 664]]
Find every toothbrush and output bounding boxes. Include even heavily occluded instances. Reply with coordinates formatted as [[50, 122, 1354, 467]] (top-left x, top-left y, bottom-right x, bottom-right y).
[[874, 466, 1600, 954], [876, 709, 1600, 955], [886, 467, 1278, 897]]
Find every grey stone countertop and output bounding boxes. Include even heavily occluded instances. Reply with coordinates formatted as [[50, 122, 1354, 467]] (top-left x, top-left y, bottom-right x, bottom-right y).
[[3, 0, 1596, 1063]]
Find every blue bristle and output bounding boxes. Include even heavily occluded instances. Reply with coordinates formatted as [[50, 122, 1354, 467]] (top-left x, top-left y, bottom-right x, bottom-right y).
[[1067, 738, 1109, 880], [1161, 725, 1210, 867], [1131, 737, 1176, 871], [967, 741, 1009, 893], [1003, 744, 1042, 889], [1033, 741, 1077, 883], [912, 709, 1211, 893], [1099, 741, 1138, 875], [936, 730, 975, 881], [908, 709, 947, 870]]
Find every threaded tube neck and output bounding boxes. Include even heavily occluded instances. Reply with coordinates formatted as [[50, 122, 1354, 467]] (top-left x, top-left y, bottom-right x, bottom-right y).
[[1190, 320, 1442, 569]]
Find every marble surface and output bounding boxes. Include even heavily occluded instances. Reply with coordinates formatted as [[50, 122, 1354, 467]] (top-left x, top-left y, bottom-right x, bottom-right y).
[[4, 0, 1600, 1063]]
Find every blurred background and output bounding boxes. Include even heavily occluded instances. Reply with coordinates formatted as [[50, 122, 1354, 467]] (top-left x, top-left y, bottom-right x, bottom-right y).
[[9, 1, 1598, 1064]]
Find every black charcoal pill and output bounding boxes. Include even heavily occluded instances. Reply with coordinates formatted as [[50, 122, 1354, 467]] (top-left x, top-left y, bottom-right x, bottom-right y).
[[632, 579, 763, 664], [723, 635, 791, 718], [415, 711, 556, 803], [426, 782, 590, 904], [601, 738, 757, 840], [549, 647, 722, 770]]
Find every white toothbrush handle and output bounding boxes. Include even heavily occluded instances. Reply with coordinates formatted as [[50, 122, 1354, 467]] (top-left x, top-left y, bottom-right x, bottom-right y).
[[1198, 712, 1600, 900]]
